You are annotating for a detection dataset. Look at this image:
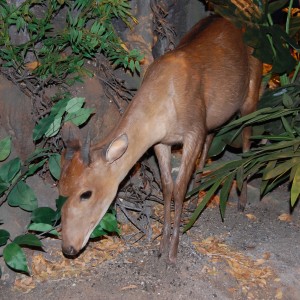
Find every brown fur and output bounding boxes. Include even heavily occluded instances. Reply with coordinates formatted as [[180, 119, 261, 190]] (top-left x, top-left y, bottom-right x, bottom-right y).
[[59, 16, 262, 263]]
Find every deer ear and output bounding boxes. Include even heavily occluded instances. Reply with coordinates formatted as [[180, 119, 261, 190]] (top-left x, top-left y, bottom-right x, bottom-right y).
[[61, 122, 82, 160], [105, 134, 128, 163]]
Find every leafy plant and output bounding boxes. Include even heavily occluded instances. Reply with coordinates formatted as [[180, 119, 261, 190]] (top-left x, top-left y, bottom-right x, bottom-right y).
[[0, 96, 119, 275], [0, 0, 143, 89], [0, 0, 140, 276], [0, 194, 118, 275], [185, 0, 300, 230]]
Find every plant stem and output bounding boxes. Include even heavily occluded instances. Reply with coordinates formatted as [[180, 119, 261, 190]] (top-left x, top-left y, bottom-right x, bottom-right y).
[[291, 61, 300, 83], [285, 0, 293, 35]]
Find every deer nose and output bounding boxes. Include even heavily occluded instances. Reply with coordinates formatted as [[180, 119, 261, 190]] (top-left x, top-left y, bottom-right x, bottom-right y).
[[62, 245, 78, 256]]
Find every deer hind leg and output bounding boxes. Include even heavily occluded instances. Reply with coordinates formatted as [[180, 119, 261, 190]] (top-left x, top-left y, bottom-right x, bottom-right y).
[[193, 133, 214, 187], [154, 143, 173, 258], [188, 134, 214, 210], [238, 58, 262, 211], [169, 133, 204, 263]]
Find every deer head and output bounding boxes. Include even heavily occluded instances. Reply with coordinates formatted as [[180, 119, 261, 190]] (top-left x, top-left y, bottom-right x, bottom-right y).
[[59, 122, 128, 256]]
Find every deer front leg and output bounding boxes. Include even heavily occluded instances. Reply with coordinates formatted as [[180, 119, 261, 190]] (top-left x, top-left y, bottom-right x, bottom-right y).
[[169, 134, 204, 263], [154, 143, 173, 258]]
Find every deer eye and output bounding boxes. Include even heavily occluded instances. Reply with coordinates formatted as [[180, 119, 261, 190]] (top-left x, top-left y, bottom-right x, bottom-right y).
[[80, 190, 92, 201]]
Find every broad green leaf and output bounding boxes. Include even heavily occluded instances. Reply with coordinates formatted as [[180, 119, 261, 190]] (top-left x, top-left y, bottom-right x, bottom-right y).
[[56, 195, 68, 211], [45, 116, 62, 137], [99, 213, 119, 233], [90, 224, 106, 238], [33, 114, 55, 141], [135, 60, 141, 73], [64, 108, 94, 126], [0, 229, 10, 246], [50, 98, 70, 116], [7, 181, 38, 211], [13, 234, 42, 247], [220, 173, 235, 219], [0, 157, 21, 183], [3, 243, 29, 274], [31, 207, 56, 225], [0, 180, 9, 195], [65, 97, 85, 113], [0, 137, 11, 161], [26, 148, 50, 164], [26, 159, 47, 177], [291, 164, 300, 206], [49, 154, 61, 180], [28, 223, 59, 236]]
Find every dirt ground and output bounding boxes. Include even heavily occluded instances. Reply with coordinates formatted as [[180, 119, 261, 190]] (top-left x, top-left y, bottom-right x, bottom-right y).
[[1, 180, 300, 300]]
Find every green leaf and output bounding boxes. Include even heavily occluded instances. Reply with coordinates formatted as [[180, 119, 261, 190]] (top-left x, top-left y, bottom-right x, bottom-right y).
[[45, 116, 62, 137], [3, 243, 29, 274], [281, 116, 294, 137], [7, 181, 38, 211], [31, 207, 56, 225], [129, 60, 135, 72], [50, 98, 70, 117], [184, 178, 222, 232], [208, 134, 227, 157], [0, 157, 21, 183], [90, 212, 119, 238], [27, 159, 47, 177], [220, 173, 235, 219], [0, 180, 9, 195], [90, 224, 106, 238], [291, 164, 300, 206], [0, 229, 10, 246], [0, 137, 11, 161], [282, 93, 294, 108], [261, 160, 277, 194], [64, 108, 94, 126], [28, 223, 58, 236], [56, 195, 68, 211], [33, 114, 55, 141], [99, 213, 119, 233], [13, 234, 42, 247], [49, 154, 61, 180], [268, 0, 289, 14], [65, 97, 85, 113], [263, 158, 295, 180], [134, 60, 141, 73]]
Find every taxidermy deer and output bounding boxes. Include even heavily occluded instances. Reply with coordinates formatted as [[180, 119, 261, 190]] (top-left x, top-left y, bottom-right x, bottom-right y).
[[59, 15, 262, 263]]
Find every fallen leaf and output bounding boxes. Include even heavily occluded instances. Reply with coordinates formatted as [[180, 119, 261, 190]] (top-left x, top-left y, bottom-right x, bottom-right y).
[[25, 61, 40, 71], [275, 288, 283, 299], [120, 284, 138, 291], [278, 213, 292, 222], [263, 252, 271, 260], [14, 276, 35, 293], [255, 258, 266, 266], [246, 214, 257, 221], [193, 237, 276, 291]]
